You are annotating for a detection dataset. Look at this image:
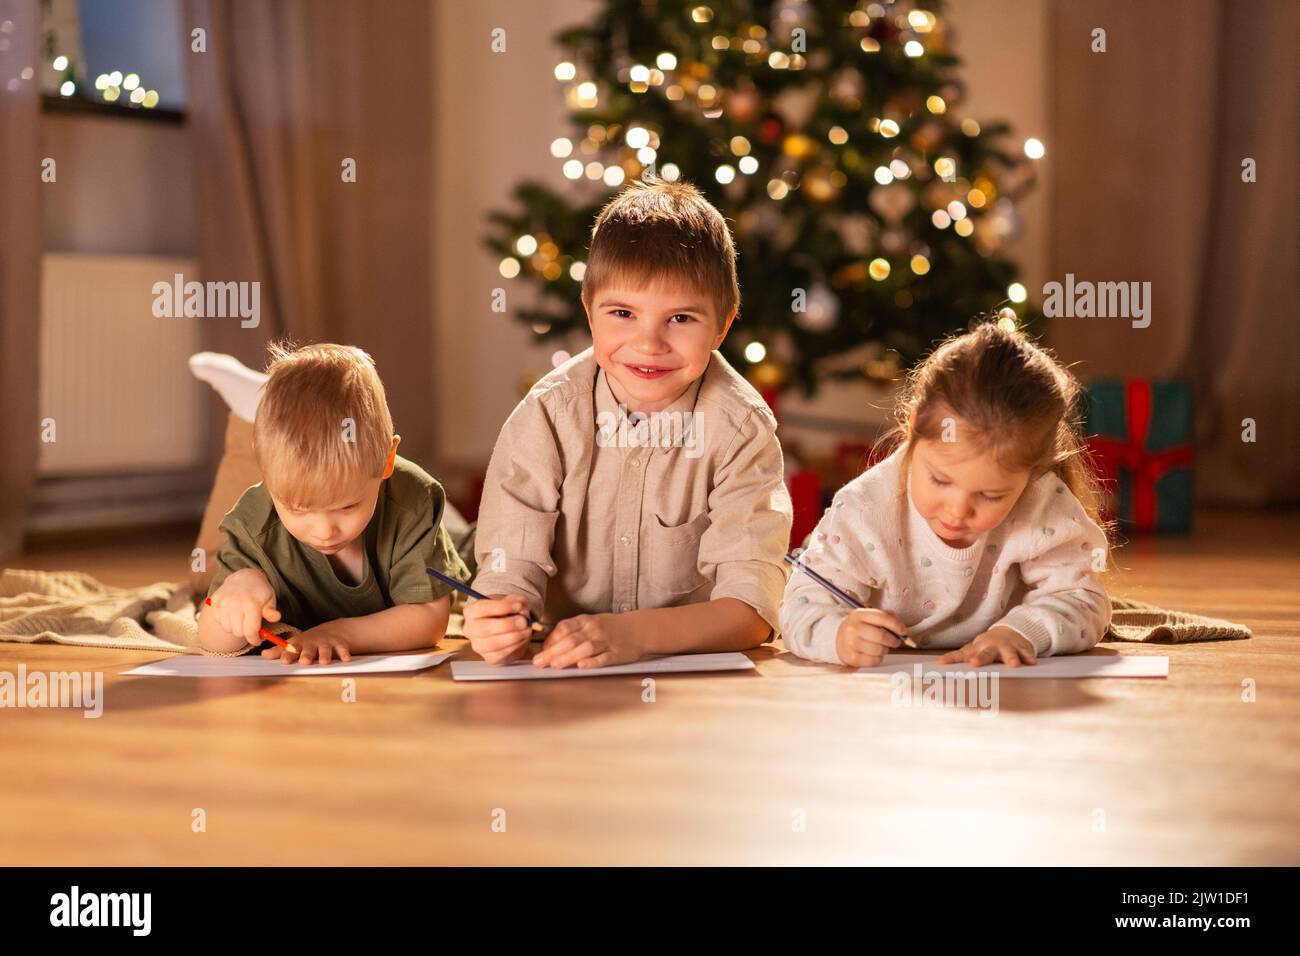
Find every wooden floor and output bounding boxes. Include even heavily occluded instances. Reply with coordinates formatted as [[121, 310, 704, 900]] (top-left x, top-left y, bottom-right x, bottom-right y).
[[1, 510, 1297, 865]]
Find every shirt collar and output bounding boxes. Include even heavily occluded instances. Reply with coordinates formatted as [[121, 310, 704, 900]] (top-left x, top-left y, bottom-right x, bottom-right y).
[[594, 361, 708, 454]]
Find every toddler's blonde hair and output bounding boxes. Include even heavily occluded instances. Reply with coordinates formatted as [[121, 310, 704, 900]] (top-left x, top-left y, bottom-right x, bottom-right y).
[[253, 342, 394, 509]]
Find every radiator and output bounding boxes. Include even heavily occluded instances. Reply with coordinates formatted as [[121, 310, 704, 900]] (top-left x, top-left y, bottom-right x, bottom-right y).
[[38, 253, 205, 476]]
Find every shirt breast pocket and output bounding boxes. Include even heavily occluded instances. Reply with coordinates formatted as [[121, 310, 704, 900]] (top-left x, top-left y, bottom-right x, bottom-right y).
[[645, 511, 711, 595]]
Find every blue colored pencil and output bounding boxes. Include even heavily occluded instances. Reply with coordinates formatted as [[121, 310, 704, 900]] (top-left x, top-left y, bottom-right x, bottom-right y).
[[425, 566, 547, 634], [783, 551, 916, 648]]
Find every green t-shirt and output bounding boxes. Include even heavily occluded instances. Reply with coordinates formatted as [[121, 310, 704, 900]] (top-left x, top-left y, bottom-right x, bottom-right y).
[[206, 455, 470, 630]]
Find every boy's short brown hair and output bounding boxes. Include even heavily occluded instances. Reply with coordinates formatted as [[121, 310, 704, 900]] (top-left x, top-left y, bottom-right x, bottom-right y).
[[581, 177, 740, 325], [253, 342, 394, 509]]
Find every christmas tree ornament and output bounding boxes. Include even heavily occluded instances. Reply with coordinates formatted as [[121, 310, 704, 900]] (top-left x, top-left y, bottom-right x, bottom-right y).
[[868, 182, 916, 224], [794, 282, 840, 332], [726, 84, 762, 122], [757, 112, 785, 145]]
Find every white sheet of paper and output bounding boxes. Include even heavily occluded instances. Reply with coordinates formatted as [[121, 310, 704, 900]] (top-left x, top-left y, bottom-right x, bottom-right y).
[[451, 651, 755, 681], [123, 650, 455, 678], [855, 653, 1168, 679]]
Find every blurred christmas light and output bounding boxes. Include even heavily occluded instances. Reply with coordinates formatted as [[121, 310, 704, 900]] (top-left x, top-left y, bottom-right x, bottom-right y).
[[1024, 137, 1045, 159]]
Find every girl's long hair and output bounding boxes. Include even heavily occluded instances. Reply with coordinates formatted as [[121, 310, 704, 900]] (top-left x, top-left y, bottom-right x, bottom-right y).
[[874, 320, 1113, 540]]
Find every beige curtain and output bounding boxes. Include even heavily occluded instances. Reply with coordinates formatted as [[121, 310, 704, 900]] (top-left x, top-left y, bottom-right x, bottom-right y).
[[1046, 0, 1300, 505], [0, 0, 41, 559], [182, 0, 437, 466]]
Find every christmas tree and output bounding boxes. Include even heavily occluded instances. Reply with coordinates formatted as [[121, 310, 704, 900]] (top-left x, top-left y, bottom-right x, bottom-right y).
[[484, 0, 1042, 395]]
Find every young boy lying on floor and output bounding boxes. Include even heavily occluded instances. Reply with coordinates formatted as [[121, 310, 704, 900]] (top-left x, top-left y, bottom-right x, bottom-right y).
[[198, 342, 470, 663]]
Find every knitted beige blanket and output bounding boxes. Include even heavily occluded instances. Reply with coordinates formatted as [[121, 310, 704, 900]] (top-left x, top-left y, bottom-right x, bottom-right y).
[[0, 568, 1246, 653]]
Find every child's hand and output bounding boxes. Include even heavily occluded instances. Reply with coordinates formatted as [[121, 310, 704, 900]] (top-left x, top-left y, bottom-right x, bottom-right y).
[[463, 593, 533, 665], [532, 613, 639, 669], [938, 626, 1037, 668], [207, 569, 280, 646], [836, 608, 909, 667], [263, 622, 352, 666]]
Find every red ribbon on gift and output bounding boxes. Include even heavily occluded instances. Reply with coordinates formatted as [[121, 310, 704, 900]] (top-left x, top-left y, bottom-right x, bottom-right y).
[[1087, 378, 1194, 529]]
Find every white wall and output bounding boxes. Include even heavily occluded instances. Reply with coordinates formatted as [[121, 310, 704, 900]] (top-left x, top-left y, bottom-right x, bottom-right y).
[[431, 0, 597, 470]]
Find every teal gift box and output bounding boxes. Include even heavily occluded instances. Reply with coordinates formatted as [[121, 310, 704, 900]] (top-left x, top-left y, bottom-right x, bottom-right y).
[[1085, 379, 1194, 533]]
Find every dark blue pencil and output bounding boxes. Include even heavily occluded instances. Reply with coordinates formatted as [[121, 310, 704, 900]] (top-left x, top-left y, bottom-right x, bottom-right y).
[[425, 567, 547, 635], [783, 551, 916, 648]]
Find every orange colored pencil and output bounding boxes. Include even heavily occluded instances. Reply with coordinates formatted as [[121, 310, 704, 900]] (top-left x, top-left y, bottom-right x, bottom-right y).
[[203, 596, 294, 650]]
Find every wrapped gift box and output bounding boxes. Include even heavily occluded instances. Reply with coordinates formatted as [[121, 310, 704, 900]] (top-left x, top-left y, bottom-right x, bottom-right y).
[[1086, 378, 1194, 533]]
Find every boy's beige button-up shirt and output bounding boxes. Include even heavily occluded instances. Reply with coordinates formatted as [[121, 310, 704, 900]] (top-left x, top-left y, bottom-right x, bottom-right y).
[[472, 347, 792, 636]]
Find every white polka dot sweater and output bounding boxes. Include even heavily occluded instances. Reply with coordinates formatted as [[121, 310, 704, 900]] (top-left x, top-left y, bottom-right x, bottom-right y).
[[780, 442, 1112, 664]]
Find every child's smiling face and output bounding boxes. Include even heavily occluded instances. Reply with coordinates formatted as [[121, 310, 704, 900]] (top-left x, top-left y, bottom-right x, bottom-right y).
[[584, 279, 737, 414], [908, 432, 1033, 548]]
